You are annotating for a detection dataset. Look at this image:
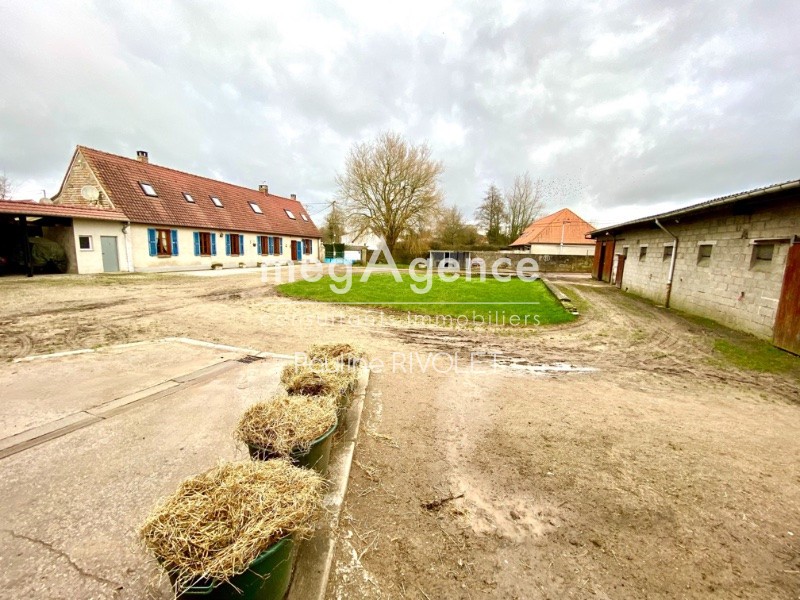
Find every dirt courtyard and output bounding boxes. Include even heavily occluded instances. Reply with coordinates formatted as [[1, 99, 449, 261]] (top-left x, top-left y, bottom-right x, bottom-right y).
[[0, 270, 798, 599]]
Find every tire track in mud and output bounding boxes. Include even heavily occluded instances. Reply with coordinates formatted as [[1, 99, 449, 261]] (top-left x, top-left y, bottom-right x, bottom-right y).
[[389, 282, 798, 401]]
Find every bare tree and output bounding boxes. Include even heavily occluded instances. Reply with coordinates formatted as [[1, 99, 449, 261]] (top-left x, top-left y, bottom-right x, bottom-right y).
[[436, 206, 468, 247], [0, 173, 11, 200], [336, 131, 444, 255], [475, 184, 506, 245], [321, 201, 346, 244], [506, 173, 545, 242]]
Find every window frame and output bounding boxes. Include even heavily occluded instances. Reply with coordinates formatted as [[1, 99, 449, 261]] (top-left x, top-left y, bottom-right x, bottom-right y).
[[754, 243, 775, 262], [210, 196, 224, 208], [198, 232, 213, 256], [249, 202, 263, 214], [697, 243, 713, 265], [639, 246, 648, 261], [284, 209, 296, 220], [300, 214, 309, 222], [78, 235, 93, 251], [156, 228, 172, 257], [662, 244, 674, 261], [183, 192, 196, 203], [302, 238, 313, 255], [139, 182, 158, 197], [228, 233, 242, 256]]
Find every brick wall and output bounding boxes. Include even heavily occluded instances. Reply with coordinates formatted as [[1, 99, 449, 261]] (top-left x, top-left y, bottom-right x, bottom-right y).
[[614, 197, 800, 338], [470, 251, 593, 273], [52, 150, 115, 210]]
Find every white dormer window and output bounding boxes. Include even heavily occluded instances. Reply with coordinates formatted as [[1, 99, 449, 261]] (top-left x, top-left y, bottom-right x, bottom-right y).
[[249, 202, 263, 214], [139, 182, 158, 197], [183, 193, 195, 203], [285, 209, 296, 219], [300, 214, 309, 221], [211, 196, 223, 208]]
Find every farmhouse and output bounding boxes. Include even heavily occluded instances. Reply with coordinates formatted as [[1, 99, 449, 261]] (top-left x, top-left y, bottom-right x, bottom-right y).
[[0, 147, 321, 275], [509, 208, 595, 256], [589, 179, 800, 354]]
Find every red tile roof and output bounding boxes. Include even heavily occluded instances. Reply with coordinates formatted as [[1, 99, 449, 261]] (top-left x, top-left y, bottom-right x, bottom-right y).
[[510, 208, 595, 246], [0, 199, 127, 221], [67, 146, 320, 237]]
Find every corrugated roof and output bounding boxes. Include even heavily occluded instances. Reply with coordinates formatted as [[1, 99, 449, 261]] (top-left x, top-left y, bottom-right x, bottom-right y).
[[0, 199, 127, 221], [61, 146, 321, 237], [510, 208, 595, 246], [589, 179, 800, 237]]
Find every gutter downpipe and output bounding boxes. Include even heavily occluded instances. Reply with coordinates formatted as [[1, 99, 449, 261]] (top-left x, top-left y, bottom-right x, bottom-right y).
[[654, 218, 677, 308]]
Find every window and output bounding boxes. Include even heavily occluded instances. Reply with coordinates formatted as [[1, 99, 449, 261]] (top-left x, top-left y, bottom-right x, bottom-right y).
[[78, 235, 93, 251], [249, 202, 263, 214], [226, 233, 243, 256], [697, 244, 713, 265], [284, 209, 296, 219], [302, 238, 313, 255], [258, 235, 269, 255], [183, 193, 195, 203], [211, 196, 223, 208], [639, 246, 648, 260], [754, 244, 774, 262], [301, 214, 309, 222], [663, 244, 674, 260], [148, 228, 178, 257], [139, 182, 158, 197], [194, 232, 215, 256]]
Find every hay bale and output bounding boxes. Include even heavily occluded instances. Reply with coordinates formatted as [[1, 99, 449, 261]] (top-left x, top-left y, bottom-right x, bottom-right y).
[[235, 394, 337, 455], [307, 343, 366, 367], [140, 460, 323, 590], [281, 364, 358, 407]]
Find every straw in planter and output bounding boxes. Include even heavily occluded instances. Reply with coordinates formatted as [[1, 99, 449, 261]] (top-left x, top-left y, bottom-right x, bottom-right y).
[[140, 460, 323, 591], [235, 393, 337, 456], [280, 364, 358, 406], [307, 343, 366, 367]]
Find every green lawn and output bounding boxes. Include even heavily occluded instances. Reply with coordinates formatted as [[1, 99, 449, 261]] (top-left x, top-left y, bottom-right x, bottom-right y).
[[278, 273, 575, 326]]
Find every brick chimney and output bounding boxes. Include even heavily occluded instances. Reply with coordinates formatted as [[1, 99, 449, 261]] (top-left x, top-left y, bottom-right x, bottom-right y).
[[290, 193, 297, 200], [259, 184, 269, 195], [136, 150, 149, 164]]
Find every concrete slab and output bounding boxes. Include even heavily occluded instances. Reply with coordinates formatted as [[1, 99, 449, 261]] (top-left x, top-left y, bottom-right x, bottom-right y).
[[0, 355, 287, 599], [1, 341, 244, 439]]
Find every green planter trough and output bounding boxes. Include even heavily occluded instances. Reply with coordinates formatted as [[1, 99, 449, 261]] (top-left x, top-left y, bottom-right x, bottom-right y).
[[248, 420, 337, 475], [176, 536, 294, 599]]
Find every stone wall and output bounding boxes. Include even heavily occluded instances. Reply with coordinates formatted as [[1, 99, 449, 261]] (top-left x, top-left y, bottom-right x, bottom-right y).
[[613, 196, 800, 338], [470, 251, 593, 273]]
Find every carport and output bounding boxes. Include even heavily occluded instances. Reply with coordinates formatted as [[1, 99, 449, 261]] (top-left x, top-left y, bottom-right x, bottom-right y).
[[0, 200, 127, 275]]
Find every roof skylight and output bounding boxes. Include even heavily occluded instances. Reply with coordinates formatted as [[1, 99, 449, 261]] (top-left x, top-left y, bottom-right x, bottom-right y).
[[249, 202, 263, 214], [139, 182, 158, 197], [300, 214, 309, 221], [183, 192, 195, 203], [211, 196, 223, 208], [285, 209, 296, 219]]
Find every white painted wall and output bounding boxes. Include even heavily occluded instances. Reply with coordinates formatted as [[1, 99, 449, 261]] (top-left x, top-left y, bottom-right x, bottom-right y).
[[129, 224, 320, 272], [71, 219, 130, 274]]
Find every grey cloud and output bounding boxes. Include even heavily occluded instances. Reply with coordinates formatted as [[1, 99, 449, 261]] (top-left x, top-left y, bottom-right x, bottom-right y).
[[1, 0, 798, 224]]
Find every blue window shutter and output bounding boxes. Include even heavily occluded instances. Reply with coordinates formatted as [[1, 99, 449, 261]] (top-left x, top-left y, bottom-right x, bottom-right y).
[[267, 236, 273, 255], [298, 240, 303, 256], [193, 232, 200, 256], [171, 230, 179, 256], [239, 235, 244, 255], [225, 234, 231, 256], [257, 236, 262, 255], [279, 237, 283, 254], [147, 228, 157, 256], [211, 234, 217, 256]]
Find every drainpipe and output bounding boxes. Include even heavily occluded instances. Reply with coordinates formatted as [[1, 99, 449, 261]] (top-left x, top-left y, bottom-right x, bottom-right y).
[[654, 218, 677, 308]]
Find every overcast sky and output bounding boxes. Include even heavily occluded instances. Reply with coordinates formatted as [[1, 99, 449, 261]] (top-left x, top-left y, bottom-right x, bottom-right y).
[[2, 0, 799, 227]]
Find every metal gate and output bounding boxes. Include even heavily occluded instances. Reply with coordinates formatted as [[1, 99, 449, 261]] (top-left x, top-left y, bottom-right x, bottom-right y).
[[774, 240, 800, 355]]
